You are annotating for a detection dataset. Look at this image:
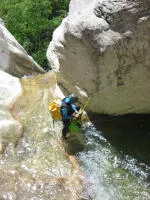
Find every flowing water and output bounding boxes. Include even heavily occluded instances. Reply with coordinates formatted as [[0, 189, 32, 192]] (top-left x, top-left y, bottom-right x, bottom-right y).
[[0, 73, 85, 200], [78, 116, 150, 200], [0, 72, 150, 199]]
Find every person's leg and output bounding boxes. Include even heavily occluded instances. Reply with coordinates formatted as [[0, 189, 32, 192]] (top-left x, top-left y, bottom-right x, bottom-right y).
[[62, 119, 70, 139]]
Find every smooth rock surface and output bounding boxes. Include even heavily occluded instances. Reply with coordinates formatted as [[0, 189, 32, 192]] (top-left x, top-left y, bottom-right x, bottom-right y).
[[47, 0, 150, 115], [0, 19, 45, 78], [0, 70, 23, 153], [0, 19, 45, 152]]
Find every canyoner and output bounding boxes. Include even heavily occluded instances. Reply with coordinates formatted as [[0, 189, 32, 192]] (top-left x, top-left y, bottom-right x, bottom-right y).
[[49, 92, 92, 142], [49, 94, 82, 140]]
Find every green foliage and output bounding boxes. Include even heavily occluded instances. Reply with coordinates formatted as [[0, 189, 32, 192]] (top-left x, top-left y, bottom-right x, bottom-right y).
[[0, 0, 70, 70]]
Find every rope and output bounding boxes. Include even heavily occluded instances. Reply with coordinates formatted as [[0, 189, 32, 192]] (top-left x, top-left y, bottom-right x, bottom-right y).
[[57, 138, 84, 176], [54, 72, 57, 84], [57, 139, 95, 199], [81, 96, 93, 112]]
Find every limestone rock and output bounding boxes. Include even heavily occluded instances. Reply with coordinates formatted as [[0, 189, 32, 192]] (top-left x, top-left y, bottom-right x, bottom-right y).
[[0, 19, 46, 152], [0, 19, 45, 78], [47, 0, 150, 115], [0, 70, 23, 153]]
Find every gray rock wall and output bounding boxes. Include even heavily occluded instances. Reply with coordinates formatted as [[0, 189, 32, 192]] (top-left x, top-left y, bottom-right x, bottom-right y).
[[47, 0, 150, 115]]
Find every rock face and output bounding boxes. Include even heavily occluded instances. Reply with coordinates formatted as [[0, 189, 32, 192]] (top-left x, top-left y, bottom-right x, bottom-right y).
[[0, 19, 46, 152], [0, 70, 23, 153], [47, 0, 150, 115], [0, 19, 45, 77]]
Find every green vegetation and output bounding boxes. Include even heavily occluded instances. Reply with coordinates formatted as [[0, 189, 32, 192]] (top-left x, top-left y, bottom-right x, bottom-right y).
[[0, 0, 70, 70]]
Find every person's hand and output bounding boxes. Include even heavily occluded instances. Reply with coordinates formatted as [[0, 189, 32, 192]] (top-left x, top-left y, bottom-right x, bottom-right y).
[[75, 112, 80, 118], [72, 113, 79, 120]]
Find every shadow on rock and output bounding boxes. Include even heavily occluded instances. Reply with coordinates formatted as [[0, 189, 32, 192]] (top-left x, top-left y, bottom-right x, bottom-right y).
[[88, 112, 150, 166]]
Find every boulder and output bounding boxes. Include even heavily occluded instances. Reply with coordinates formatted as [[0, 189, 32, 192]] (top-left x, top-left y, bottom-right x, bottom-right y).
[[47, 0, 150, 115], [0, 70, 23, 153], [0, 19, 45, 77], [0, 19, 45, 152]]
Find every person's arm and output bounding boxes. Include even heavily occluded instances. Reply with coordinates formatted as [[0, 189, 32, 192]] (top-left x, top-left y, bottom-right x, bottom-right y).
[[61, 107, 74, 120], [71, 104, 77, 112], [65, 97, 78, 114]]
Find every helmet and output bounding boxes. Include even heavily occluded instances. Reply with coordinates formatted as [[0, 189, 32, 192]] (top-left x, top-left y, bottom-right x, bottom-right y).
[[69, 93, 78, 103]]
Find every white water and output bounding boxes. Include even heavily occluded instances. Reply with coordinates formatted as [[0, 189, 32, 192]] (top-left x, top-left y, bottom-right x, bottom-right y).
[[78, 123, 150, 200]]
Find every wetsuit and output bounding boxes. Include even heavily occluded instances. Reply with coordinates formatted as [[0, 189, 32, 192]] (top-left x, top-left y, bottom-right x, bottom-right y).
[[61, 97, 80, 139]]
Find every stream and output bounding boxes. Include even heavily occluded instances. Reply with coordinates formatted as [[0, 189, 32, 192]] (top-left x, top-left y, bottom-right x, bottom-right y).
[[78, 117, 150, 200], [0, 73, 149, 200]]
